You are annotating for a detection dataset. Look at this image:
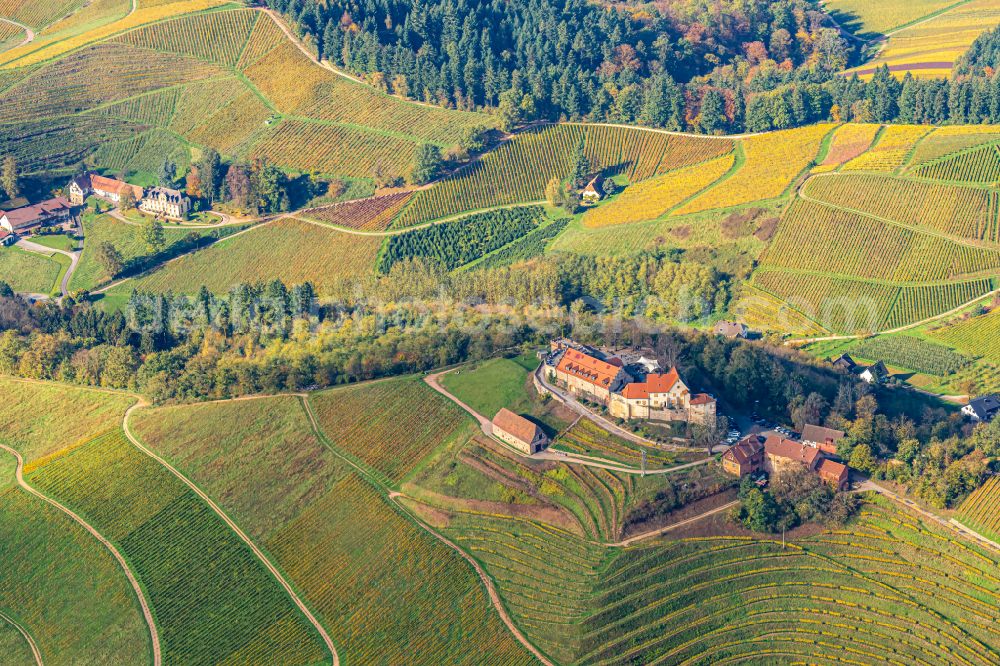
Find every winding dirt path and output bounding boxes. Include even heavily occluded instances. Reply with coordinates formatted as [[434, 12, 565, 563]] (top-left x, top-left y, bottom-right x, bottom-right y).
[[13, 238, 79, 300], [0, 609, 43, 666], [423, 369, 711, 473], [0, 18, 33, 48], [0, 443, 161, 666], [609, 501, 739, 547], [121, 402, 340, 666], [296, 396, 555, 666]]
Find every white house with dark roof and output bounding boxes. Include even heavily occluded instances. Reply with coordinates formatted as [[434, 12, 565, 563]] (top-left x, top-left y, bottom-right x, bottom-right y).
[[963, 395, 1000, 422]]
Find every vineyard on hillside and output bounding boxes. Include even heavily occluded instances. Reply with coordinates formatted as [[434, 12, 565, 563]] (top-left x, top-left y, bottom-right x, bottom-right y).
[[958, 476, 1000, 542], [131, 396, 535, 665], [761, 199, 1000, 282], [582, 152, 735, 228], [911, 143, 1000, 184], [910, 126, 1000, 164], [123, 218, 382, 297], [112, 8, 258, 67], [753, 269, 993, 333], [802, 173, 1000, 242], [394, 124, 734, 227], [928, 307, 1000, 362], [674, 123, 833, 215], [440, 494, 1000, 665], [250, 119, 416, 178], [552, 418, 688, 469], [851, 0, 1000, 79], [0, 246, 61, 294], [0, 464, 151, 664], [27, 430, 330, 665], [0, 0, 83, 29], [841, 124, 930, 171], [301, 191, 413, 231], [309, 376, 472, 483], [815, 122, 881, 170], [379, 206, 546, 272], [0, 377, 135, 463]]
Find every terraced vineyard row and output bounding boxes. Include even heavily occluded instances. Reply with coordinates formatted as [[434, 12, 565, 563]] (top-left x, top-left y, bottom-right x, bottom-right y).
[[762, 199, 1000, 282], [803, 173, 1000, 242], [0, 452, 150, 665], [91, 127, 190, 175], [0, 114, 142, 171], [443, 511, 607, 665], [911, 143, 1000, 184], [552, 419, 686, 469], [301, 191, 413, 231], [440, 494, 1000, 665], [0, 42, 223, 125], [911, 127, 1000, 162], [753, 270, 993, 333], [958, 477, 1000, 542], [459, 438, 630, 541], [395, 124, 733, 227], [735, 285, 830, 337], [251, 119, 416, 178], [674, 123, 833, 215], [27, 430, 329, 665], [0, 0, 81, 29]]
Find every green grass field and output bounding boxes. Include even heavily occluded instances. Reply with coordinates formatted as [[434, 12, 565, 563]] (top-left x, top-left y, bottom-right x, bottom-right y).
[[27, 429, 331, 665], [0, 245, 62, 294], [129, 394, 537, 665], [0, 378, 135, 463], [439, 353, 540, 421], [71, 210, 213, 291], [26, 233, 75, 252], [0, 448, 151, 665]]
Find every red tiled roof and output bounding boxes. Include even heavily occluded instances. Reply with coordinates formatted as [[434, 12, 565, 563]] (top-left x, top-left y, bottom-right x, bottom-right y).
[[764, 436, 821, 466], [621, 383, 649, 399], [725, 435, 765, 465], [620, 367, 683, 400], [556, 348, 622, 389], [818, 459, 848, 484], [492, 408, 542, 445], [0, 229, 9, 240], [690, 393, 715, 406], [90, 175, 143, 200]]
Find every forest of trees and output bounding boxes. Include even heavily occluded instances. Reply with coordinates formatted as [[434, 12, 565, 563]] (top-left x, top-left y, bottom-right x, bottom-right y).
[[268, 0, 1000, 134]]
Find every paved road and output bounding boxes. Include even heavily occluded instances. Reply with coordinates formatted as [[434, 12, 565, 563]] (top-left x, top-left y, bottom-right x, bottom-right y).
[[0, 442, 161, 666], [15, 238, 80, 300]]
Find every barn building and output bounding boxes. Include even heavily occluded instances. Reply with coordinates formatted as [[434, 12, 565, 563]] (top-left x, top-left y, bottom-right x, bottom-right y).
[[492, 409, 548, 455]]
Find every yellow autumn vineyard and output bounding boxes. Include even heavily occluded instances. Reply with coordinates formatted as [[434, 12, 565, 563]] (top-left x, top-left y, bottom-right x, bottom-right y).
[[842, 124, 931, 172], [675, 123, 835, 215], [581, 152, 735, 228]]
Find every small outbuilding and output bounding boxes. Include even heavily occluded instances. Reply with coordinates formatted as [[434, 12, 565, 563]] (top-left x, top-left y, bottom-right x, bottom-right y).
[[817, 459, 849, 491], [492, 408, 548, 455]]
